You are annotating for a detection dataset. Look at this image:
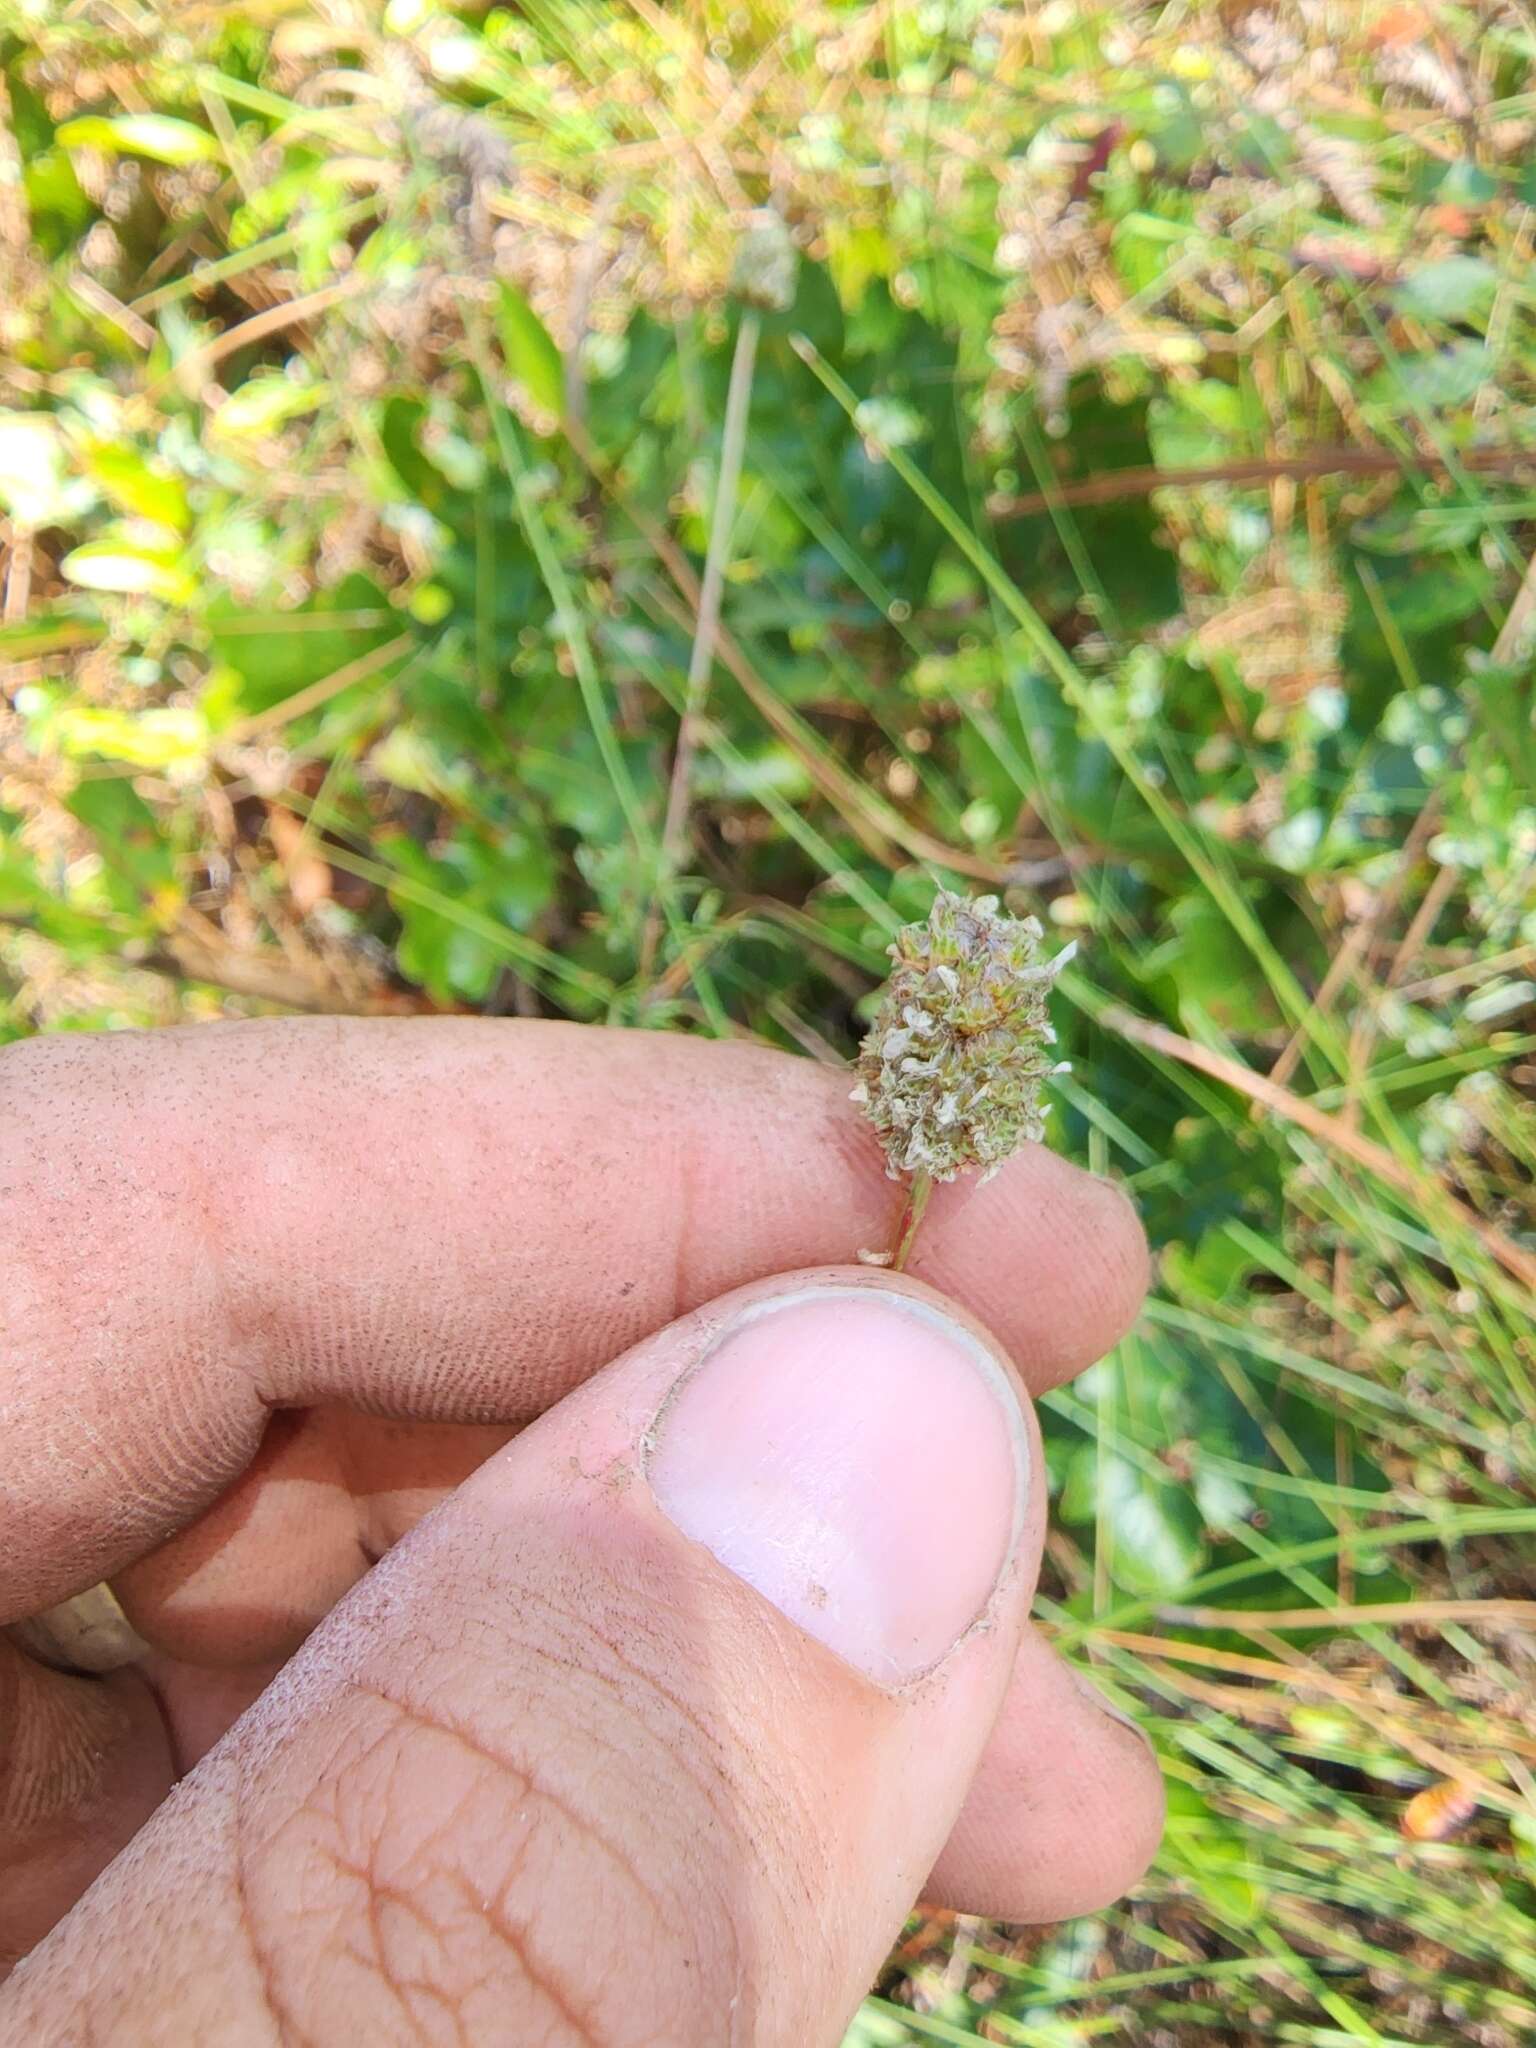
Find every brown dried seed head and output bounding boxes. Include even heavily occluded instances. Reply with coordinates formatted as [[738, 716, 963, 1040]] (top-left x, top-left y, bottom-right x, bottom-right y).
[[851, 891, 1074, 1183]]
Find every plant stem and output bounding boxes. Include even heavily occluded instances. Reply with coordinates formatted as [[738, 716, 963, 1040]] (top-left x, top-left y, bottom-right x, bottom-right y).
[[891, 1168, 934, 1273], [640, 304, 761, 982]]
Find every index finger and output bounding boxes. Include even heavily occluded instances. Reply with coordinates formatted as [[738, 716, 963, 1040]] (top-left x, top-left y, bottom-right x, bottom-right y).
[[0, 1017, 1146, 1618]]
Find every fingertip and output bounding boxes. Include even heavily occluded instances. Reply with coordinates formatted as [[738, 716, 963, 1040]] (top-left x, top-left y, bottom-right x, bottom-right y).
[[1056, 1664, 1166, 1907], [1064, 1166, 1152, 1360], [909, 1148, 1151, 1390], [926, 1628, 1165, 1923]]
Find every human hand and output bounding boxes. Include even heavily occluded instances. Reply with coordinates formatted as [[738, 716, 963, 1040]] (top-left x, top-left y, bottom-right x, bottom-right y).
[[0, 1018, 1162, 2043]]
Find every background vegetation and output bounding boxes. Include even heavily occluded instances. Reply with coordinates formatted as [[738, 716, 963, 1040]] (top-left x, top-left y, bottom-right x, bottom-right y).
[[3, 0, 1535, 2039]]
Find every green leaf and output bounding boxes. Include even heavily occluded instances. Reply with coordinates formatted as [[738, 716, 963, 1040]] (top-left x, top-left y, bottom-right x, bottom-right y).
[[46, 705, 207, 768], [381, 826, 557, 1004], [77, 440, 191, 530], [1161, 1220, 1264, 1299], [203, 572, 398, 719], [1061, 1446, 1207, 1596], [210, 376, 329, 440], [1161, 1783, 1267, 1928], [0, 610, 104, 659], [0, 822, 106, 943], [1148, 893, 1284, 1034], [1467, 662, 1536, 795], [1368, 340, 1489, 410], [368, 724, 475, 804], [66, 777, 180, 920], [56, 113, 222, 166], [1393, 255, 1498, 325], [24, 148, 92, 254], [520, 739, 626, 839], [0, 412, 81, 528], [824, 220, 891, 313], [1437, 160, 1499, 208], [380, 395, 448, 506], [496, 284, 564, 419], [1352, 502, 1491, 556], [60, 540, 194, 602]]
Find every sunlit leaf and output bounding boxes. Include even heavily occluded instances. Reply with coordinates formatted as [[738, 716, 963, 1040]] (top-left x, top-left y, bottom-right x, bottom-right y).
[[496, 284, 564, 419], [60, 540, 193, 601], [210, 376, 330, 440], [56, 113, 221, 165], [1394, 254, 1499, 324], [0, 412, 84, 527], [47, 705, 207, 767], [77, 440, 191, 530]]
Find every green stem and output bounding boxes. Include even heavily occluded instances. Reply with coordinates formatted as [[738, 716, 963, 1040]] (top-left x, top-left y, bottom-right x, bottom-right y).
[[891, 1168, 934, 1273]]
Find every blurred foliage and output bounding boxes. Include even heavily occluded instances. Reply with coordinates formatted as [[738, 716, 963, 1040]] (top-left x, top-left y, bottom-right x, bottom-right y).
[[3, 0, 1536, 2041]]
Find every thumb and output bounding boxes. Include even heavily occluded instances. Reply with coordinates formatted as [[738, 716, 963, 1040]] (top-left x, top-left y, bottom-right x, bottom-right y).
[[2, 1273, 1044, 2047]]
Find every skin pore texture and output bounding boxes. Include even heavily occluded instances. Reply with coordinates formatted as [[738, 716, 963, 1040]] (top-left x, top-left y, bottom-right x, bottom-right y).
[[0, 1018, 1163, 2043]]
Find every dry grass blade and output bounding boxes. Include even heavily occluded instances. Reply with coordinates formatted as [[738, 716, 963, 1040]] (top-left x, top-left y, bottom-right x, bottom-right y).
[[989, 447, 1536, 519], [1158, 1598, 1536, 1632], [151, 278, 367, 398], [1113, 1648, 1531, 1813], [222, 632, 414, 740], [1102, 1003, 1536, 1293], [564, 415, 1013, 885], [1096, 1633, 1536, 1757], [643, 305, 761, 978]]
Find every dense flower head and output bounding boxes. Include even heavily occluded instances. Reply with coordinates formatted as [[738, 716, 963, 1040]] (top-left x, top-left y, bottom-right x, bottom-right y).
[[731, 208, 799, 311], [851, 891, 1074, 1183]]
